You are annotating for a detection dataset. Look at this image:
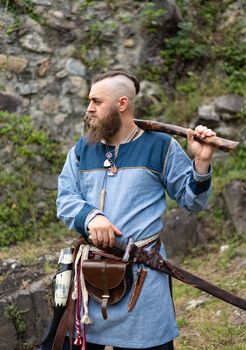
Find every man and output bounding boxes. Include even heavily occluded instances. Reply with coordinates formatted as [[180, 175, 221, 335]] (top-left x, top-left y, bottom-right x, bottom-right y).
[[56, 70, 215, 350]]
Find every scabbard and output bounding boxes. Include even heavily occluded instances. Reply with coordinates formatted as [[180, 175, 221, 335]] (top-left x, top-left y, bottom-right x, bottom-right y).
[[112, 241, 246, 311], [41, 306, 65, 346], [160, 259, 246, 311]]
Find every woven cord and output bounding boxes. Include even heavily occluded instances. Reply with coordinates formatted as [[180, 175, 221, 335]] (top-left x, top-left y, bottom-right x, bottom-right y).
[[72, 245, 82, 301], [80, 244, 92, 324], [74, 259, 83, 346]]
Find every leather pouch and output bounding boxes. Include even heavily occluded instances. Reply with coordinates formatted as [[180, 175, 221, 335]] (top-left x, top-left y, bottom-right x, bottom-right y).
[[82, 258, 133, 320]]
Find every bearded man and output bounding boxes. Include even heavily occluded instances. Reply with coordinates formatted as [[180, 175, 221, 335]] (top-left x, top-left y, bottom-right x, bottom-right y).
[[55, 70, 215, 350]]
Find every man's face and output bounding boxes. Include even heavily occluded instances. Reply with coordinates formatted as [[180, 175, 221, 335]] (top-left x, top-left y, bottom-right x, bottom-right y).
[[84, 81, 122, 143]]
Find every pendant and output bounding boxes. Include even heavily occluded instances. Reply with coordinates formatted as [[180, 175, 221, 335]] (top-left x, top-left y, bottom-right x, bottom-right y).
[[103, 159, 112, 168], [107, 165, 117, 176], [106, 151, 113, 159]]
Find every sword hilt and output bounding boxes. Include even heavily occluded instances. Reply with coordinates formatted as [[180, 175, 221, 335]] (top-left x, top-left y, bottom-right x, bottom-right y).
[[122, 238, 134, 262]]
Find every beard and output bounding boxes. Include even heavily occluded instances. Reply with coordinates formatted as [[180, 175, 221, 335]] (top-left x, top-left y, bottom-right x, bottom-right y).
[[84, 105, 122, 144]]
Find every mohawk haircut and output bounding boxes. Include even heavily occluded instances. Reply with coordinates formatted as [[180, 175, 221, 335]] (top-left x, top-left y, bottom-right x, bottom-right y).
[[93, 70, 140, 95]]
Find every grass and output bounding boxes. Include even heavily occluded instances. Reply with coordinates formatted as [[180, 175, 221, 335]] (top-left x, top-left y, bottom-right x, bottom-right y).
[[173, 234, 246, 350], [176, 306, 246, 349]]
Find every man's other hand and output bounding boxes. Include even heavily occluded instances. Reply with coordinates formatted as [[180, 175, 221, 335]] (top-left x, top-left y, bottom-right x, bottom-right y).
[[87, 215, 122, 248]]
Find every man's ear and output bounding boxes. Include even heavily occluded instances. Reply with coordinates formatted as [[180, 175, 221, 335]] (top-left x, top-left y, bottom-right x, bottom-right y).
[[118, 96, 128, 112]]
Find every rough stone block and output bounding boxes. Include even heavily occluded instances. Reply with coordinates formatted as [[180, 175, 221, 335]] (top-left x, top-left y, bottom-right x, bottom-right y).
[[223, 180, 246, 235], [160, 208, 202, 259], [215, 95, 244, 114], [0, 301, 18, 350]]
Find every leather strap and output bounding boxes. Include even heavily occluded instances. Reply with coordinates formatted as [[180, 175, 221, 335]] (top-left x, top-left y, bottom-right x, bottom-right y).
[[51, 289, 75, 350], [127, 238, 160, 312], [101, 261, 109, 320], [101, 297, 109, 320], [128, 241, 246, 311], [128, 268, 147, 312]]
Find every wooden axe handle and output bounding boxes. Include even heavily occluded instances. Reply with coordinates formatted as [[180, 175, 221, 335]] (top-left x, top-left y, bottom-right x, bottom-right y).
[[134, 119, 239, 152]]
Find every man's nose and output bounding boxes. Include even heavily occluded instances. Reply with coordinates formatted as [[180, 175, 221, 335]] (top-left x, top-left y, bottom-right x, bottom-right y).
[[87, 101, 95, 112]]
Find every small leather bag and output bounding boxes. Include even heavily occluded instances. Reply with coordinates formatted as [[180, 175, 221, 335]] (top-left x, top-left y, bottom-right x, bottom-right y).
[[82, 258, 133, 320]]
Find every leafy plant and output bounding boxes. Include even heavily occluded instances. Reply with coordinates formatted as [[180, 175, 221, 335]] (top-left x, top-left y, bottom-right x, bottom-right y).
[[213, 144, 246, 191], [139, 2, 166, 31], [5, 303, 27, 336], [161, 21, 209, 64], [0, 112, 65, 246], [0, 0, 44, 23]]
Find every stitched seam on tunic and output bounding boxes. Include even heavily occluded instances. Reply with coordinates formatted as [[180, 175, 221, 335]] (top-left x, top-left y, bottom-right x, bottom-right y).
[[162, 139, 172, 176], [80, 166, 162, 175], [80, 168, 106, 172]]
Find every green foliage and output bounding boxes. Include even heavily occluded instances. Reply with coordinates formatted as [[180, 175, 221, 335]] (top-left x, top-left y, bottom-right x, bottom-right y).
[[44, 261, 57, 274], [176, 317, 188, 329], [75, 44, 109, 73], [5, 303, 27, 335], [0, 113, 63, 167], [197, 317, 246, 349], [139, 2, 166, 31], [161, 21, 209, 63], [159, 1, 246, 96], [212, 21, 246, 94], [216, 237, 242, 270], [75, 1, 118, 72], [87, 20, 118, 46], [0, 112, 65, 246], [160, 1, 222, 70], [174, 232, 246, 350], [213, 144, 246, 191], [79, 0, 118, 44], [179, 317, 246, 350], [136, 1, 245, 124], [119, 13, 133, 24], [173, 281, 201, 300], [79, 0, 97, 8], [223, 347, 246, 350]]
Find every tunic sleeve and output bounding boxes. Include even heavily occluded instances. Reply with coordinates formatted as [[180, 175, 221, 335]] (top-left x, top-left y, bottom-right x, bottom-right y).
[[56, 146, 104, 238], [163, 138, 212, 212]]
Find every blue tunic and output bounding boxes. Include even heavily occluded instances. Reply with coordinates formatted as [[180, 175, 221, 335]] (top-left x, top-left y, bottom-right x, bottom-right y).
[[57, 131, 212, 348]]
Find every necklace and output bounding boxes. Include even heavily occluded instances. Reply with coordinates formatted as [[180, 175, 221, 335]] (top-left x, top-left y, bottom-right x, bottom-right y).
[[123, 125, 140, 144], [100, 126, 141, 210], [104, 147, 118, 176], [103, 126, 140, 176]]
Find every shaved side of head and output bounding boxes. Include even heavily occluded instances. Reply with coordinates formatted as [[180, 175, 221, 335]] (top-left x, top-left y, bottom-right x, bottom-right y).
[[92, 70, 140, 111], [93, 70, 140, 95], [96, 76, 136, 100]]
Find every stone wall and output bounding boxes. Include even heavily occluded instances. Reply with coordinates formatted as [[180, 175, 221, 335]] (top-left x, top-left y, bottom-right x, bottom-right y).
[[0, 0, 181, 150], [0, 0, 245, 147]]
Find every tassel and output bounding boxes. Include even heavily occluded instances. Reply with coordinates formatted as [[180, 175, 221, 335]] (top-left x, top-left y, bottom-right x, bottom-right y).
[[82, 314, 92, 325], [72, 290, 77, 300], [74, 337, 83, 346]]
